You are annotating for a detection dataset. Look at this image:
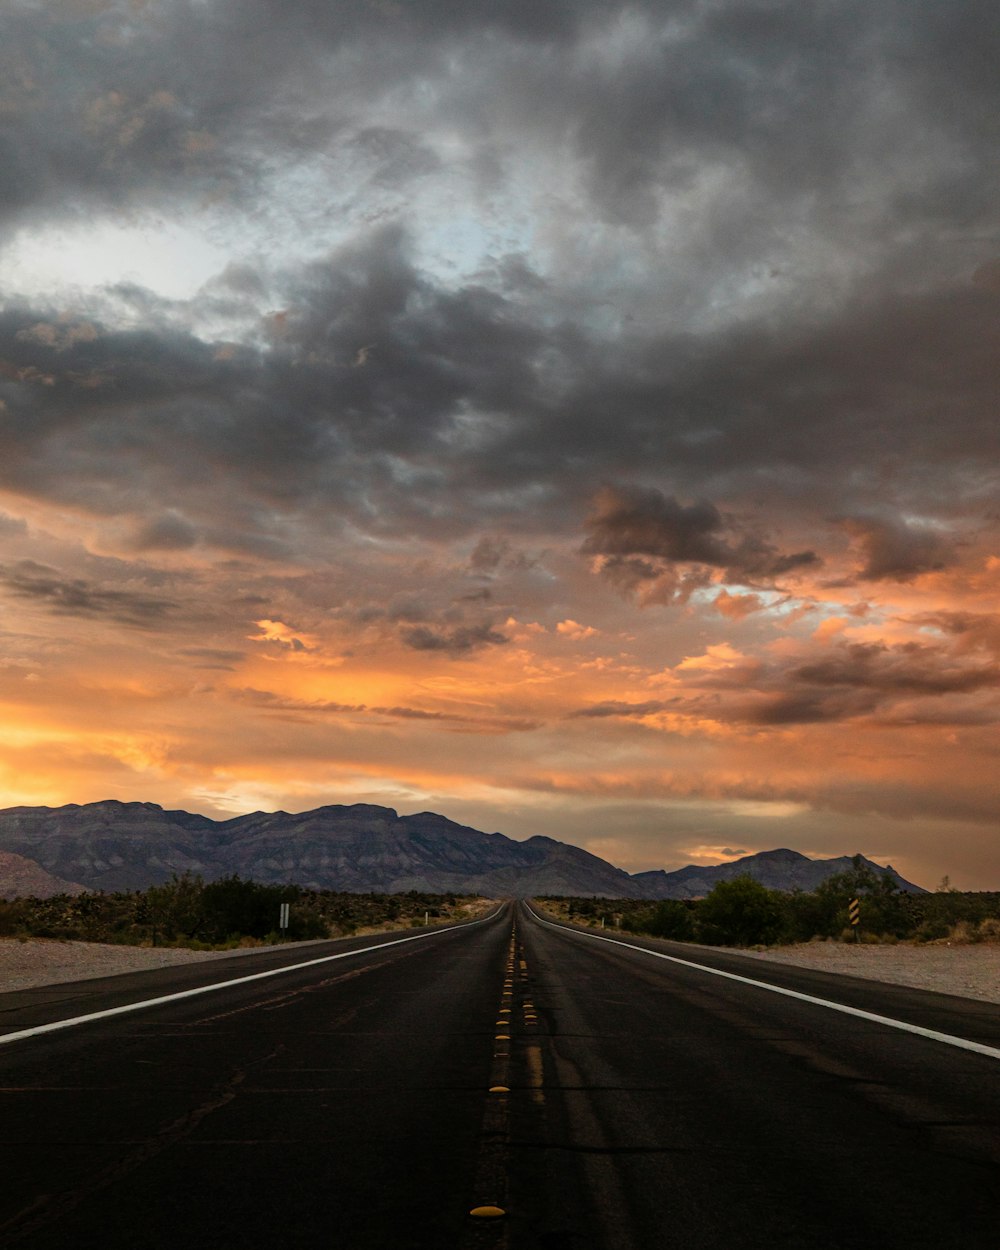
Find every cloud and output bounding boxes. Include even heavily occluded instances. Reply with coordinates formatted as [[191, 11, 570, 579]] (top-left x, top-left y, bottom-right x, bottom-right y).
[[556, 619, 599, 641], [0, 513, 27, 538], [713, 590, 767, 619], [175, 647, 246, 671], [583, 488, 733, 564], [234, 687, 538, 733], [915, 611, 1000, 656], [737, 641, 1000, 725], [238, 688, 365, 716], [0, 560, 176, 627], [15, 320, 99, 351], [400, 622, 510, 656], [572, 700, 676, 720], [582, 485, 819, 592], [791, 642, 999, 698], [844, 515, 955, 582], [129, 511, 199, 552], [249, 620, 315, 652], [469, 536, 511, 574], [572, 638, 1000, 729], [0, 228, 995, 577]]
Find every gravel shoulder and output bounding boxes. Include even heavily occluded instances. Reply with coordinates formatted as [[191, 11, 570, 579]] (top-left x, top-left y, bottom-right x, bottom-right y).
[[0, 936, 332, 993], [734, 940, 1000, 1004], [4, 931, 1000, 1004]]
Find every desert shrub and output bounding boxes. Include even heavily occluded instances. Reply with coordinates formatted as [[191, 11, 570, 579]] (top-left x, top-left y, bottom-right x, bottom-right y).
[[642, 899, 695, 941], [0, 884, 477, 948], [696, 877, 785, 946], [947, 920, 981, 945], [808, 857, 913, 939], [538, 879, 1000, 948], [780, 889, 842, 942], [914, 917, 951, 942], [146, 872, 207, 941]]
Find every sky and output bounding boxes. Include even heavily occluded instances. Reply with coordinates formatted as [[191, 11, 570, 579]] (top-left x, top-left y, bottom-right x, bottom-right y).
[[0, 0, 998, 890]]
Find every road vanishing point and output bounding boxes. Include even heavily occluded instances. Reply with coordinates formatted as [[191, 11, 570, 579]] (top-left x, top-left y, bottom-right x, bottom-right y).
[[1, 901, 999, 1248]]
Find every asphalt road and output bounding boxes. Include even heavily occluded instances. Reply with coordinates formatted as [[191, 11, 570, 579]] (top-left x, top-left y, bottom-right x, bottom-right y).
[[1, 902, 999, 1249]]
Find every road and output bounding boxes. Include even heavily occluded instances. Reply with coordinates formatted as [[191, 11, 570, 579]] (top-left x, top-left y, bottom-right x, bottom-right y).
[[1, 902, 999, 1248]]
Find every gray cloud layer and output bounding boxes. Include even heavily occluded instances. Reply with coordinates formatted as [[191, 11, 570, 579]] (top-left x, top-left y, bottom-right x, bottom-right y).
[[2, 1, 998, 567]]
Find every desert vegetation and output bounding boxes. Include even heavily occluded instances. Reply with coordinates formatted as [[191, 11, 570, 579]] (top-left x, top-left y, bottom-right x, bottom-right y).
[[542, 859, 1000, 948], [0, 872, 482, 948]]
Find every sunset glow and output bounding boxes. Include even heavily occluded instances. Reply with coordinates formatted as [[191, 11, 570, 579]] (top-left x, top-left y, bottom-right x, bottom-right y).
[[1, 1, 998, 888]]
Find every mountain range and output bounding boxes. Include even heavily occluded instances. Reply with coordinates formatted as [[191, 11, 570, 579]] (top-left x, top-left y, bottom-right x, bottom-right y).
[[0, 799, 924, 899]]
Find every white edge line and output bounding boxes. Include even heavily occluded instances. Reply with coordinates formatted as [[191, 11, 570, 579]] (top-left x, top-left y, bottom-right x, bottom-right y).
[[0, 905, 505, 1048], [523, 903, 1000, 1062]]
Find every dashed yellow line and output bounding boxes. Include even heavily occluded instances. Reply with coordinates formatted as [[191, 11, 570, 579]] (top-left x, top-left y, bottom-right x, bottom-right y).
[[464, 924, 524, 1243], [469, 1205, 506, 1220]]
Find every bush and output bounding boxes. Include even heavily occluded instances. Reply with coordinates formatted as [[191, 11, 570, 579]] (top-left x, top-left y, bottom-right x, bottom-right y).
[[0, 883, 478, 948], [540, 879, 1000, 948], [696, 877, 784, 946], [643, 900, 695, 941]]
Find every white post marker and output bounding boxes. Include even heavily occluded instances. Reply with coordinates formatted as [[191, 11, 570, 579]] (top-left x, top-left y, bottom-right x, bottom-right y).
[[279, 902, 290, 933]]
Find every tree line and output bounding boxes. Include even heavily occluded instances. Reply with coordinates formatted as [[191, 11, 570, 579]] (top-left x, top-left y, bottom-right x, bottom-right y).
[[0, 873, 475, 948], [546, 859, 1000, 947]]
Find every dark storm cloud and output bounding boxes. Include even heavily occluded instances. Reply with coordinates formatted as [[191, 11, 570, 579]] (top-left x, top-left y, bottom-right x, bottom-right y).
[[0, 560, 176, 627], [0, 0, 595, 231], [0, 227, 539, 533], [582, 485, 819, 586], [0, 5, 237, 229], [791, 642, 1000, 697], [572, 640, 1000, 727], [400, 622, 509, 656], [738, 641, 1000, 725], [842, 515, 955, 582], [1, 235, 999, 560], [130, 511, 199, 552], [5, 0, 997, 255], [1, 2, 998, 564]]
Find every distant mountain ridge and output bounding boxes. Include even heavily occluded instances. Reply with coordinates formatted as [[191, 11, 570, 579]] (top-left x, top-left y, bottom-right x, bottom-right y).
[[0, 799, 925, 897], [632, 846, 924, 898]]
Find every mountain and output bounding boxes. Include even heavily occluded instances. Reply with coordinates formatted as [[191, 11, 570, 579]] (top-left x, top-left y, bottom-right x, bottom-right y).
[[0, 852, 86, 900], [0, 800, 644, 897], [0, 800, 925, 896], [631, 847, 924, 898], [0, 801, 222, 893]]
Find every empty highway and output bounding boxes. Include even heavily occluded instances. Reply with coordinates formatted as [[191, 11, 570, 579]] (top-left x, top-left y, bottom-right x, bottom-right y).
[[1, 902, 999, 1248]]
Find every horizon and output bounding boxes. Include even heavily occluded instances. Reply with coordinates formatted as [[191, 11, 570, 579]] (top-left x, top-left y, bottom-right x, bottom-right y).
[[1, 3, 998, 891]]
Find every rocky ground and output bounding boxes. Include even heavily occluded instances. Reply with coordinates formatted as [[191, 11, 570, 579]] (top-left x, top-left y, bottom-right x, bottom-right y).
[[739, 939, 1000, 1004], [0, 936, 328, 993], [1, 932, 998, 1003]]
